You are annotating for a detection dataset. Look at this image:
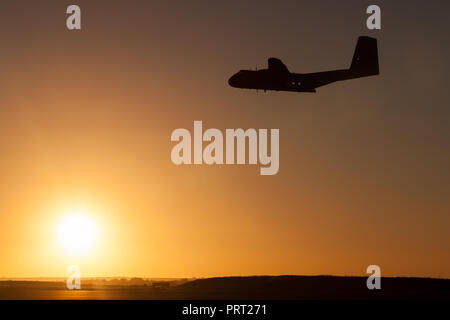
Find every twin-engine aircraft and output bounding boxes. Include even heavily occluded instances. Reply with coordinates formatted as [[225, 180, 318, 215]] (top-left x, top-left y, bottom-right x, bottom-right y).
[[228, 36, 379, 93]]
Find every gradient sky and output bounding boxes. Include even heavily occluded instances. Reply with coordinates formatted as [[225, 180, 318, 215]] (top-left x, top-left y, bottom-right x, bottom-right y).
[[0, 0, 449, 278]]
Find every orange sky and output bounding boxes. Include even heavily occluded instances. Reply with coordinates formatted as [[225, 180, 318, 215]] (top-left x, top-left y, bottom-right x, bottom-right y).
[[0, 1, 449, 278]]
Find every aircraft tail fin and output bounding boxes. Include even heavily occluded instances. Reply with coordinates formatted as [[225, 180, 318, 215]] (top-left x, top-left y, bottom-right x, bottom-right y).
[[350, 36, 379, 76]]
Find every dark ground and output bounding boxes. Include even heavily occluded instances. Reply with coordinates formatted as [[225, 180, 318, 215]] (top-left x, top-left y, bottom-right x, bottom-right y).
[[0, 276, 449, 300]]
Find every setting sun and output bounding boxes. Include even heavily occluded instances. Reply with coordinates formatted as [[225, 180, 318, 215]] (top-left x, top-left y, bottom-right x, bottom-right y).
[[58, 212, 99, 256]]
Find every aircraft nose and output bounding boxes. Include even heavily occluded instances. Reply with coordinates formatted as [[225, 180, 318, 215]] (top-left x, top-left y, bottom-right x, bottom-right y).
[[228, 74, 238, 87]]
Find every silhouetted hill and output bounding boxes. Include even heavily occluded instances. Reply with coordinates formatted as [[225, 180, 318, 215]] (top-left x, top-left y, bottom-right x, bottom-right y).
[[174, 276, 450, 299]]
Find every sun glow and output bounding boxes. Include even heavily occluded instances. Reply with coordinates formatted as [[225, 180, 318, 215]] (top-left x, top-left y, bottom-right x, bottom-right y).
[[58, 212, 99, 256]]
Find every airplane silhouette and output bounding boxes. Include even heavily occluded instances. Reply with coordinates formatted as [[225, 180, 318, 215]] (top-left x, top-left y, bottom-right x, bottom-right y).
[[228, 36, 379, 93]]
